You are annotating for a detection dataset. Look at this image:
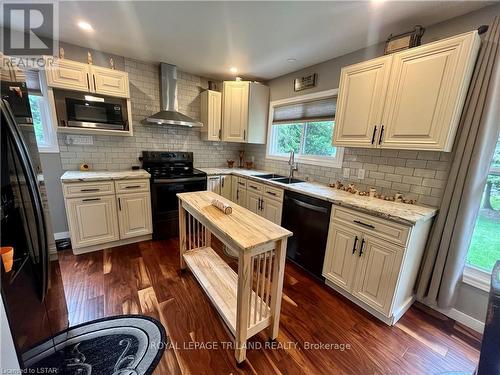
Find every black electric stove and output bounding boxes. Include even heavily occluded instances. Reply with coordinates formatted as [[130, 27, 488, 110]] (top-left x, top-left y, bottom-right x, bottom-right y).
[[141, 151, 207, 239]]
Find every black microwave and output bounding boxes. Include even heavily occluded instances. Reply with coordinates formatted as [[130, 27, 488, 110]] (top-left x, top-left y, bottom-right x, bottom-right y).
[[65, 97, 126, 130]]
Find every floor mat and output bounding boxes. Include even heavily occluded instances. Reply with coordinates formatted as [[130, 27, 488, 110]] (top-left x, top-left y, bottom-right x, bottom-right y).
[[23, 315, 167, 375]]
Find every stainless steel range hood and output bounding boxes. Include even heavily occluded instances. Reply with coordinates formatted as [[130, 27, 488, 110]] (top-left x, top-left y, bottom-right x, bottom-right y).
[[145, 63, 203, 127]]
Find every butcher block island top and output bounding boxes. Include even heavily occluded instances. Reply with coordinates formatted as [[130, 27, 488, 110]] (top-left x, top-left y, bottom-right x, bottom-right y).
[[176, 191, 292, 364], [177, 191, 292, 250]]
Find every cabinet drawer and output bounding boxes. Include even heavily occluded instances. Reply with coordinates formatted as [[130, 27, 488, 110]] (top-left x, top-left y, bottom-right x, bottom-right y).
[[246, 180, 263, 192], [263, 185, 283, 201], [332, 206, 409, 246], [115, 179, 150, 194], [236, 178, 248, 189], [63, 181, 115, 198]]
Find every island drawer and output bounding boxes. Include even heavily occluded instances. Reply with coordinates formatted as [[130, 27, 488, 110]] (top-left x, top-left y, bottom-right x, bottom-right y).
[[63, 181, 115, 198], [115, 179, 150, 193], [332, 206, 410, 246]]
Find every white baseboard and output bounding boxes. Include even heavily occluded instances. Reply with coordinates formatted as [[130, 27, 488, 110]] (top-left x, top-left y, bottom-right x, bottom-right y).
[[446, 308, 485, 334], [54, 231, 70, 240]]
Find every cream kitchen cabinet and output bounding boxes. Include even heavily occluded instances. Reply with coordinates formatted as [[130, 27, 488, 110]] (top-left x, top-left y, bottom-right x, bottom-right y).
[[62, 177, 152, 254], [220, 175, 232, 199], [45, 57, 130, 98], [201, 90, 222, 141], [322, 206, 432, 325], [333, 56, 393, 147], [243, 179, 283, 225], [333, 31, 480, 151], [233, 177, 248, 207], [117, 192, 152, 239], [65, 195, 120, 249], [246, 190, 261, 214], [261, 196, 283, 225], [207, 175, 221, 194], [222, 81, 269, 144]]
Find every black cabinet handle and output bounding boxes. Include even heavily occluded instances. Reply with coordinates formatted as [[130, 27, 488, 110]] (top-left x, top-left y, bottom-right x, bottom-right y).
[[267, 191, 277, 196], [218, 129, 222, 140], [378, 125, 384, 145], [118, 197, 121, 210], [236, 189, 239, 200], [82, 198, 100, 202], [258, 198, 262, 210], [81, 188, 100, 192], [93, 75, 96, 91], [249, 185, 258, 190], [125, 185, 141, 189], [221, 177, 224, 188], [86, 73, 90, 90], [359, 239, 366, 257], [352, 236, 358, 254], [353, 220, 375, 229], [371, 126, 377, 145]]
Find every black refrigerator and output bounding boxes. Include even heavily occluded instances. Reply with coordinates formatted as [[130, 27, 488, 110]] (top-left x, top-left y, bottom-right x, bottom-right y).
[[1, 79, 68, 368]]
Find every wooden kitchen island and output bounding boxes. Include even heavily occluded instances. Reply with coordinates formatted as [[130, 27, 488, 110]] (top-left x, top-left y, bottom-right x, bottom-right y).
[[177, 191, 292, 364]]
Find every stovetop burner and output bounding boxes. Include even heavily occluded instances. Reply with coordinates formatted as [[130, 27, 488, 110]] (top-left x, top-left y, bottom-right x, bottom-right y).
[[141, 151, 206, 180]]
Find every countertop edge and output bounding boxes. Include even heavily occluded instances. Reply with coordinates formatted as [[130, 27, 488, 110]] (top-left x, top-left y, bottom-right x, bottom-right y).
[[61, 170, 151, 183], [198, 168, 438, 226]]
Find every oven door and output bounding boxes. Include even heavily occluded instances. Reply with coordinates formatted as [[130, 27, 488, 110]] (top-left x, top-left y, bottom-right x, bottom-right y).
[[65, 97, 124, 130], [151, 177, 207, 239]]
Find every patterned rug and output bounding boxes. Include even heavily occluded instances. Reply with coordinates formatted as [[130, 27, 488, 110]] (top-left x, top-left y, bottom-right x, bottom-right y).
[[23, 315, 167, 375]]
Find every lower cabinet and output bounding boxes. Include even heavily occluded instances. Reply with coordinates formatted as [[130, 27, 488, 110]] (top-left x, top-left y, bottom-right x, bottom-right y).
[[322, 206, 432, 325], [220, 175, 232, 199], [246, 190, 261, 214], [261, 196, 282, 225], [207, 175, 221, 194], [63, 178, 152, 253], [117, 192, 153, 239], [66, 195, 120, 248]]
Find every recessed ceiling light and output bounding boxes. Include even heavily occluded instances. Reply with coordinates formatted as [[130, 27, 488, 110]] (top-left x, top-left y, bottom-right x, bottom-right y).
[[229, 67, 238, 74], [77, 21, 93, 31], [287, 58, 297, 62]]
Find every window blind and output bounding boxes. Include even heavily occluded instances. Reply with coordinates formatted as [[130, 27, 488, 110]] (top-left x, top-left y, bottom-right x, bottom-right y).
[[272, 97, 336, 124]]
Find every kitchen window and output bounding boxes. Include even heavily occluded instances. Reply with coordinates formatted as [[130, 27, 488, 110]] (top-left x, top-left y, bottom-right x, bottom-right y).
[[266, 90, 343, 168], [464, 134, 500, 290], [27, 70, 59, 153]]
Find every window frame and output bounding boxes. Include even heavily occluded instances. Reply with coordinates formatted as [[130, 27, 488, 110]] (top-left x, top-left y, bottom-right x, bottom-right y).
[[265, 89, 344, 168]]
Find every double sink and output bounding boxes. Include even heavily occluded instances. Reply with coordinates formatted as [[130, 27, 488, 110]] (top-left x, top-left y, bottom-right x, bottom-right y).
[[254, 173, 304, 184]]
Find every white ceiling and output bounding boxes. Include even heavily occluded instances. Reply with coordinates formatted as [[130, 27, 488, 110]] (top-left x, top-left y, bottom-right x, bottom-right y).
[[5, 1, 490, 80]]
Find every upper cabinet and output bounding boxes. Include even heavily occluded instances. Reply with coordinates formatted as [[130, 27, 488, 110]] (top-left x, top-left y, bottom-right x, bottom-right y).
[[45, 57, 130, 98], [201, 90, 222, 141], [334, 56, 393, 147], [222, 81, 269, 144], [333, 31, 480, 151]]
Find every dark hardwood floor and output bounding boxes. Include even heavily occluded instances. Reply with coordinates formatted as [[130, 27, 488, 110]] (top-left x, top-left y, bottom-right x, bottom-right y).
[[48, 238, 481, 374]]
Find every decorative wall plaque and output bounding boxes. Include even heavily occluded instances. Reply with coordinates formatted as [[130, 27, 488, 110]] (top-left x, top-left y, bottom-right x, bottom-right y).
[[294, 73, 317, 92]]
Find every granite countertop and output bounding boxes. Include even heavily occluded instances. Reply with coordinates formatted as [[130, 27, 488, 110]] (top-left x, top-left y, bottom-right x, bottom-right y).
[[198, 167, 438, 226], [61, 170, 150, 182]]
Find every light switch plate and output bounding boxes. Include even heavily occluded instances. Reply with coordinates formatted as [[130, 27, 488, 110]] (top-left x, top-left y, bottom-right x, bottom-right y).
[[66, 135, 94, 145], [343, 168, 350, 178], [357, 168, 365, 179]]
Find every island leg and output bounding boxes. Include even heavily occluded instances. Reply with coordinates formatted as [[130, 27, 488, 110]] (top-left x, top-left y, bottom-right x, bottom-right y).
[[178, 200, 187, 270], [268, 239, 287, 340], [235, 250, 252, 364]]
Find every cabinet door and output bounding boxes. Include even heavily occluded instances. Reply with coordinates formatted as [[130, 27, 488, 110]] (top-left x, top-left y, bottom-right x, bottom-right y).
[[246, 190, 261, 215], [322, 222, 359, 292], [201, 90, 222, 141], [352, 235, 403, 315], [261, 197, 282, 225], [222, 81, 249, 142], [91, 66, 130, 98], [45, 58, 91, 92], [231, 176, 238, 202], [333, 56, 392, 147], [380, 32, 479, 151], [235, 186, 247, 208], [207, 176, 221, 194], [117, 192, 152, 239], [66, 195, 119, 249], [220, 175, 232, 199]]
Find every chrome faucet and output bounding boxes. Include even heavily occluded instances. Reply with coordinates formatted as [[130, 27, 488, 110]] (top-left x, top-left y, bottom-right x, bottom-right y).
[[288, 150, 297, 180]]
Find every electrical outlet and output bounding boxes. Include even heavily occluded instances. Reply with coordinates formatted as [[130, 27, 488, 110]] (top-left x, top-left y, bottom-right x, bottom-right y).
[[343, 168, 350, 179], [357, 168, 365, 179], [66, 135, 94, 145]]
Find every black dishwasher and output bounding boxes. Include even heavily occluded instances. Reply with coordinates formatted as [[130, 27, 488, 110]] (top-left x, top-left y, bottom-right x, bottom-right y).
[[281, 191, 332, 280]]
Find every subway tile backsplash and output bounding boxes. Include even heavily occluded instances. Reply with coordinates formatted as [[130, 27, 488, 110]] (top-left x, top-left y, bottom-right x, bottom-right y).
[[245, 144, 450, 207], [58, 58, 241, 171], [58, 56, 447, 207]]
